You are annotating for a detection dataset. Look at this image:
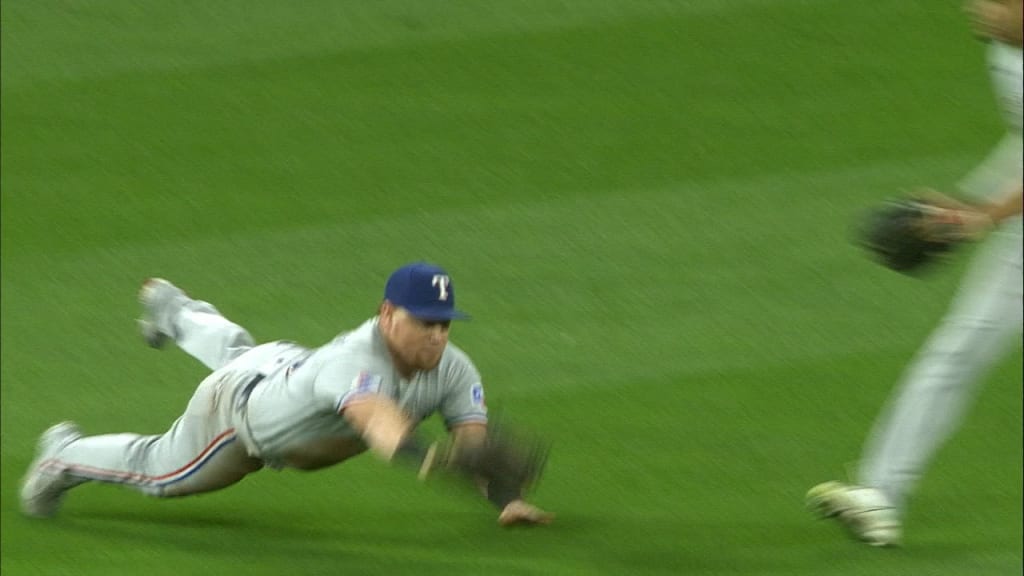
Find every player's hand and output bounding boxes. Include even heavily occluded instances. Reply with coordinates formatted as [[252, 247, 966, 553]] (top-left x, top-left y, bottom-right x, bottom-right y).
[[965, 0, 1022, 44], [498, 500, 554, 527]]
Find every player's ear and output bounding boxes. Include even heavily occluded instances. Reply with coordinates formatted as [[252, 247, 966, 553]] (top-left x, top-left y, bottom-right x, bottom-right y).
[[379, 300, 396, 327]]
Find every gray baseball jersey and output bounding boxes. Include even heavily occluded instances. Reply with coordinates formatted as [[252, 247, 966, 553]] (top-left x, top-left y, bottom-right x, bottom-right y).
[[238, 318, 488, 467]]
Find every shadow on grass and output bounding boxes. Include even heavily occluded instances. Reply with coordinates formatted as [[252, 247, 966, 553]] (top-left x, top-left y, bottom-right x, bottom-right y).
[[45, 502, 502, 559]]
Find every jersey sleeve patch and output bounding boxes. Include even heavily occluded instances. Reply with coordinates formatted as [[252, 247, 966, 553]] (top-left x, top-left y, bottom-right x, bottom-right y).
[[470, 383, 486, 408], [354, 371, 382, 394], [336, 371, 383, 412]]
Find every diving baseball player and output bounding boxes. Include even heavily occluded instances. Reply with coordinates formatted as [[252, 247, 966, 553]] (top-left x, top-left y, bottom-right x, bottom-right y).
[[807, 0, 1023, 547], [20, 262, 553, 526]]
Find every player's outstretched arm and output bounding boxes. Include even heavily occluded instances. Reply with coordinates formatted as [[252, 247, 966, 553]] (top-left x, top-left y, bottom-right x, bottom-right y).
[[915, 183, 1023, 239], [341, 395, 417, 460], [341, 397, 554, 525], [450, 423, 554, 526], [342, 395, 455, 482]]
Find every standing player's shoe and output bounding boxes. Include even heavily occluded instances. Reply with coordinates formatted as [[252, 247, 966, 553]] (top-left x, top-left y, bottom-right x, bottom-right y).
[[138, 278, 188, 349], [806, 481, 902, 547], [20, 422, 84, 518]]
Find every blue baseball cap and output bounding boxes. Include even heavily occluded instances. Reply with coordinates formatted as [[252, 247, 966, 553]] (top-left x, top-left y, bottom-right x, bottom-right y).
[[384, 262, 470, 321]]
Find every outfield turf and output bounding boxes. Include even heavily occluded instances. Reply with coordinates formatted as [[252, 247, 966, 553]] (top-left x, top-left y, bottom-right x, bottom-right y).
[[2, 1, 1021, 575]]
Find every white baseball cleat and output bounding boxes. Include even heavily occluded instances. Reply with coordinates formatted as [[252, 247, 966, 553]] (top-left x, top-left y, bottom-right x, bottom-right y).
[[806, 481, 902, 547], [20, 421, 84, 518], [138, 278, 188, 349]]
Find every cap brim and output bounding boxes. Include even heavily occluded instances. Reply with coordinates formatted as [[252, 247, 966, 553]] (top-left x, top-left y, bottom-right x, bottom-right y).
[[404, 306, 471, 321]]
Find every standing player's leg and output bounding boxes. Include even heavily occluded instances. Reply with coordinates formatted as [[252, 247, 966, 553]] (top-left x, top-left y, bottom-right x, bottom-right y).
[[858, 225, 1023, 508], [857, 136, 1023, 512], [808, 224, 1022, 546], [139, 278, 255, 371], [808, 134, 1023, 546], [20, 366, 264, 518]]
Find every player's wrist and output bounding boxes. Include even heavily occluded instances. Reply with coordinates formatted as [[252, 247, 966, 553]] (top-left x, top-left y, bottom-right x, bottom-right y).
[[487, 478, 523, 510], [956, 207, 995, 239]]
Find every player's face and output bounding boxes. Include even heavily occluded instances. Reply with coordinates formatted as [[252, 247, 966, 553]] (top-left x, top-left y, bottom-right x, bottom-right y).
[[966, 0, 1023, 46], [379, 303, 451, 375]]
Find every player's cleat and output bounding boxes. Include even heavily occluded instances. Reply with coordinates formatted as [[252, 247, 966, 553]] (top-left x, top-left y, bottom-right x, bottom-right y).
[[138, 278, 188, 349], [806, 481, 902, 547], [20, 422, 84, 518]]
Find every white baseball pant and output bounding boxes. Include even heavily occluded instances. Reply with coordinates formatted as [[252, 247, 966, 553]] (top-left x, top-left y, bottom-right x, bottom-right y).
[[46, 297, 265, 497]]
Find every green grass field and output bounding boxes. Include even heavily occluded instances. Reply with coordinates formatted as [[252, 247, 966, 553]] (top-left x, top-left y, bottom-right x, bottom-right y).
[[2, 1, 1021, 575]]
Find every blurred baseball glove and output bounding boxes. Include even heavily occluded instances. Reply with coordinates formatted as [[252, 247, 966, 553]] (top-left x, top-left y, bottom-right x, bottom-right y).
[[446, 420, 544, 491], [465, 419, 550, 495], [424, 418, 550, 501], [856, 199, 966, 273]]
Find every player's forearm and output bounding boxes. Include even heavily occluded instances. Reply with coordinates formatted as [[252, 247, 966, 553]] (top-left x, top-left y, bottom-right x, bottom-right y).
[[342, 396, 449, 481], [341, 396, 414, 460]]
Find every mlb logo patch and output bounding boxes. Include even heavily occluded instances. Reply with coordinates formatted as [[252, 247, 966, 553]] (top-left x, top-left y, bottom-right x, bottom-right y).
[[353, 371, 382, 394], [471, 383, 486, 408]]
